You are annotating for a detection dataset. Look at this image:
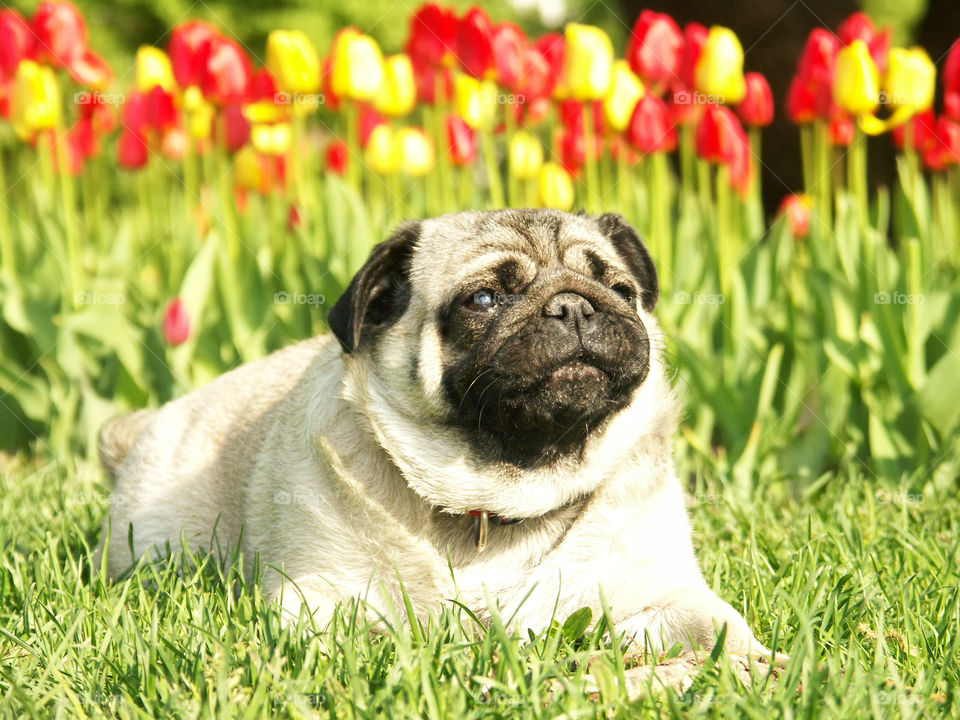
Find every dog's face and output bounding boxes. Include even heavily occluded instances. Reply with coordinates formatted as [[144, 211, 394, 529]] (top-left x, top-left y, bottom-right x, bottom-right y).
[[329, 210, 660, 469]]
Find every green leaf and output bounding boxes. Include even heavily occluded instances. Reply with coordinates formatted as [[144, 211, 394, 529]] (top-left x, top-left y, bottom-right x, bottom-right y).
[[561, 607, 592, 642]]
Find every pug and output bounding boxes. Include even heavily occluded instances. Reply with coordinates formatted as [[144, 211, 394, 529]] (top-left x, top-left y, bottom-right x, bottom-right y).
[[96, 209, 770, 655]]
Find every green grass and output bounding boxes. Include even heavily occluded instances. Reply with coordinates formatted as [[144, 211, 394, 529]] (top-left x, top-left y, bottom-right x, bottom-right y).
[[2, 454, 957, 718]]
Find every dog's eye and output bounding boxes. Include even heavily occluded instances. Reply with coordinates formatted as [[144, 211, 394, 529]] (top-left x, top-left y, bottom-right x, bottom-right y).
[[612, 283, 637, 304], [464, 289, 499, 312]]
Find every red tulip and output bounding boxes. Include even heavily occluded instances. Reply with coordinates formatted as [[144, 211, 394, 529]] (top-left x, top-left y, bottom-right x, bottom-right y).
[[164, 298, 190, 345], [728, 124, 752, 195], [491, 23, 526, 89], [287, 204, 303, 232], [247, 67, 278, 102], [696, 103, 743, 165], [412, 61, 454, 104], [531, 33, 564, 98], [457, 7, 495, 80], [169, 21, 219, 88], [447, 114, 477, 166], [626, 10, 683, 94], [326, 140, 349, 175], [627, 94, 676, 155], [67, 49, 113, 88], [838, 12, 891, 73], [144, 85, 178, 132], [0, 10, 36, 78], [677, 22, 708, 91], [516, 40, 552, 101], [737, 72, 773, 127], [944, 40, 960, 121], [829, 115, 855, 146], [778, 194, 811, 237], [407, 3, 458, 68], [31, 2, 86, 69], [78, 91, 116, 134], [198, 35, 251, 104], [786, 74, 817, 124], [359, 104, 385, 147], [118, 129, 149, 169], [220, 103, 249, 152], [121, 92, 148, 135], [558, 121, 585, 175], [69, 115, 98, 158], [320, 55, 342, 111], [788, 29, 839, 123], [923, 116, 960, 171], [892, 108, 938, 153]]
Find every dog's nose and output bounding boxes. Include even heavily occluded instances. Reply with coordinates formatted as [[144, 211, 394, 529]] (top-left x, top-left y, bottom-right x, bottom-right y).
[[542, 292, 595, 323]]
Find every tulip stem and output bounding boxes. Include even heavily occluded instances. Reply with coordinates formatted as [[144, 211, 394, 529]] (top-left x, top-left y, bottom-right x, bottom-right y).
[[905, 238, 924, 387], [799, 124, 814, 197], [183, 120, 198, 214], [54, 125, 81, 309], [505, 99, 520, 208], [849, 125, 869, 231], [345, 101, 361, 192], [747, 128, 764, 239], [649, 152, 672, 291], [0, 146, 15, 277], [814, 120, 832, 232], [480, 127, 504, 209], [582, 104, 600, 213], [680, 124, 695, 201], [715, 164, 731, 299]]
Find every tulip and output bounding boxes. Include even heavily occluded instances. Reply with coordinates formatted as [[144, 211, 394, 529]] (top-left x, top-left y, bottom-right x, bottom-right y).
[[198, 36, 251, 105], [244, 68, 288, 124], [359, 105, 386, 147], [143, 85, 179, 132], [677, 23, 708, 91], [538, 162, 575, 210], [509, 130, 543, 180], [220, 103, 250, 152], [945, 41, 960, 121], [834, 40, 879, 116], [31, 2, 86, 69], [326, 140, 349, 175], [0, 10, 35, 78], [164, 298, 191, 346], [67, 49, 113, 89], [169, 21, 219, 89], [136, 46, 176, 92], [799, 29, 839, 90], [234, 146, 266, 191], [454, 73, 497, 129], [830, 116, 855, 146], [365, 124, 397, 175], [331, 30, 385, 102], [266, 30, 321, 96], [11, 61, 60, 141], [412, 60, 454, 105], [694, 26, 746, 104], [532, 33, 565, 100], [778, 194, 811, 238], [696, 103, 744, 165], [161, 127, 187, 161], [563, 24, 613, 102], [396, 126, 434, 176], [787, 74, 817, 124], [251, 122, 291, 156], [457, 7, 496, 80], [446, 114, 477, 166], [626, 11, 682, 94], [838, 12, 891, 73], [737, 72, 773, 127], [604, 61, 645, 133], [117, 129, 149, 169], [407, 3, 457, 68], [558, 120, 585, 175], [375, 54, 417, 117], [892, 108, 937, 153], [627, 94, 676, 154], [491, 23, 526, 89], [883, 47, 935, 116], [923, 116, 960, 171]]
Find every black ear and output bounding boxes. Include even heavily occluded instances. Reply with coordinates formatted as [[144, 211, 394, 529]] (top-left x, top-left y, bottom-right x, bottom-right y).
[[596, 213, 659, 312], [327, 221, 421, 353]]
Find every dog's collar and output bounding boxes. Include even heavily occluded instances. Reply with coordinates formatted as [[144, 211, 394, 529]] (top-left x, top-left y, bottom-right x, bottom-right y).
[[469, 509, 523, 552]]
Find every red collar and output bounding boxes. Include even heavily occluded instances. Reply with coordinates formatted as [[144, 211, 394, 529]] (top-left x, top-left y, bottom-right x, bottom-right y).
[[469, 509, 523, 551]]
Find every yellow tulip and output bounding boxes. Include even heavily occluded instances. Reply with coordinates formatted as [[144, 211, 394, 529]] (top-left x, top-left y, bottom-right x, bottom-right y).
[[266, 30, 321, 95], [251, 123, 292, 156], [563, 24, 613, 101], [136, 46, 175, 92], [538, 162, 574, 210], [834, 40, 879, 115], [509, 130, 544, 180], [694, 27, 746, 104], [234, 146, 264, 190], [187, 99, 215, 140], [454, 74, 497, 130], [884, 47, 935, 113], [182, 85, 206, 112], [12, 60, 60, 141], [365, 124, 397, 175], [396, 127, 434, 176], [375, 54, 417, 117], [604, 60, 645, 133], [330, 30, 384, 102]]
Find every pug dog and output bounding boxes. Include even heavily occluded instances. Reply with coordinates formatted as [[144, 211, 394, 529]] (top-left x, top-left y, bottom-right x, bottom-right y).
[[96, 209, 770, 655]]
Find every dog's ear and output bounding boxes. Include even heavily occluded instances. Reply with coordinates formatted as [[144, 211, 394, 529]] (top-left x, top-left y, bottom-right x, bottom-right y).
[[596, 213, 659, 312], [328, 221, 421, 353]]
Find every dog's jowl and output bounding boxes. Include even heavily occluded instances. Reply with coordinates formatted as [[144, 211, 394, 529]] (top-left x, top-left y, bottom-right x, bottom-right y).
[[97, 209, 768, 654]]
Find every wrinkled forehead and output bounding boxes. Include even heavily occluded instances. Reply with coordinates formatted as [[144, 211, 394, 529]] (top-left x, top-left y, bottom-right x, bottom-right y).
[[409, 209, 621, 297]]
